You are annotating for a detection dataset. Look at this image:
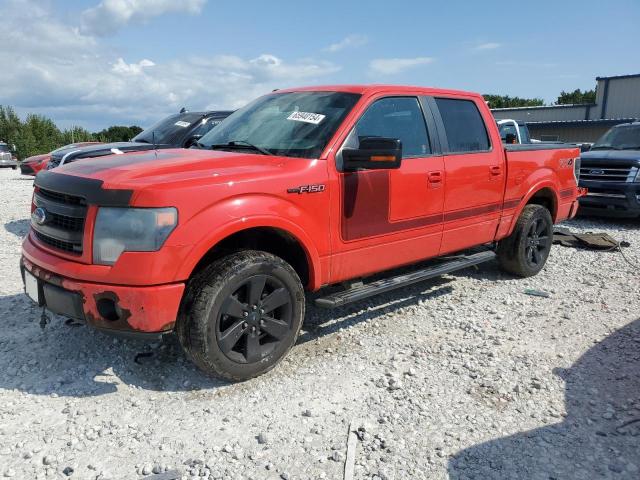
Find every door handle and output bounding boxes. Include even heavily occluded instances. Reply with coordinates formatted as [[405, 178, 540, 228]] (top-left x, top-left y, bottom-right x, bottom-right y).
[[490, 165, 502, 176], [428, 171, 443, 187]]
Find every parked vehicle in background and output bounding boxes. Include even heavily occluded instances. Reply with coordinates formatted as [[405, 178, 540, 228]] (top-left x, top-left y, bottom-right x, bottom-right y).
[[20, 142, 102, 176], [578, 121, 640, 218], [497, 119, 531, 144], [0, 142, 17, 169], [21, 85, 582, 381], [46, 110, 233, 170]]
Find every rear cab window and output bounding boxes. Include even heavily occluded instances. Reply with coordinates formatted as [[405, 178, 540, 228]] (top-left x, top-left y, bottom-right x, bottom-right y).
[[435, 98, 490, 153]]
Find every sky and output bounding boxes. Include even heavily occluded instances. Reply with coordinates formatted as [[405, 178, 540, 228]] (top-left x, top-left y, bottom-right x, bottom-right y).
[[1, 0, 639, 131]]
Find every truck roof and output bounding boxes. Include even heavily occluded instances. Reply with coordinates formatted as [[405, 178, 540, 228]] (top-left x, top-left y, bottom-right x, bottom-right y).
[[276, 84, 483, 98]]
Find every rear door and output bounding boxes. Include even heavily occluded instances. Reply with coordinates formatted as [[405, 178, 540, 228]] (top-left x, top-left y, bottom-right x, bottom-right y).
[[329, 95, 446, 282], [428, 96, 506, 254]]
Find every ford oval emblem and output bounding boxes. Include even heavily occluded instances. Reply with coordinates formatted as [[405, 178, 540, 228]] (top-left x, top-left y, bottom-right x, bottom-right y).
[[32, 207, 48, 225], [590, 169, 605, 175]]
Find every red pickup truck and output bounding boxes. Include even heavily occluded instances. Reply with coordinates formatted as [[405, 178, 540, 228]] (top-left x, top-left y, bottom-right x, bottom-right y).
[[22, 85, 582, 381]]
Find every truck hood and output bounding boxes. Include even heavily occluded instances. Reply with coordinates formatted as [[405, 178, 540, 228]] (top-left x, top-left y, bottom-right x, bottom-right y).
[[581, 149, 640, 165], [49, 148, 301, 189]]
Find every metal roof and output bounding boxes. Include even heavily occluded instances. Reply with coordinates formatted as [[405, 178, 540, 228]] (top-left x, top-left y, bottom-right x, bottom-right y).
[[526, 118, 636, 127], [595, 73, 640, 81]]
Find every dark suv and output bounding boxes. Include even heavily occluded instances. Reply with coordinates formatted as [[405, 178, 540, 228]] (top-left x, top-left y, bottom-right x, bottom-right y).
[[47, 110, 233, 170], [579, 122, 640, 218]]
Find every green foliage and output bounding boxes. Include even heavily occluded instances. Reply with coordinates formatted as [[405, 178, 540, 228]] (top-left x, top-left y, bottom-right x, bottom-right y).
[[93, 125, 143, 143], [0, 105, 143, 160], [483, 94, 544, 109], [556, 88, 596, 105]]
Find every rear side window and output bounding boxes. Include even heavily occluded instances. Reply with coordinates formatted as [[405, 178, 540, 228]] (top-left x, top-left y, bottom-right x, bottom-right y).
[[348, 97, 431, 158], [435, 98, 490, 153]]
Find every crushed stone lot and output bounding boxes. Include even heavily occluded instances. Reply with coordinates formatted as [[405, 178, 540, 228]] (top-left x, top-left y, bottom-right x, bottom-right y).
[[0, 166, 638, 480]]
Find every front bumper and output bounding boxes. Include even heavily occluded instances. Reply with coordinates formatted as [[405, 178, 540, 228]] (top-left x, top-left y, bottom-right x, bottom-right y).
[[19, 163, 36, 175], [0, 158, 17, 168], [578, 180, 640, 218], [21, 256, 185, 337]]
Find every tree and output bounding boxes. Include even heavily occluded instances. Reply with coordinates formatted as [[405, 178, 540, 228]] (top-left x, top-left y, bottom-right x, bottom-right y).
[[61, 126, 95, 145], [483, 94, 544, 109], [93, 125, 143, 143], [556, 88, 596, 105]]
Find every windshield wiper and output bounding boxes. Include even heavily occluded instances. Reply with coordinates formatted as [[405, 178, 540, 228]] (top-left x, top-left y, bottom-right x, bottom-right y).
[[134, 139, 151, 144], [208, 140, 274, 156], [620, 146, 640, 150], [590, 145, 622, 150]]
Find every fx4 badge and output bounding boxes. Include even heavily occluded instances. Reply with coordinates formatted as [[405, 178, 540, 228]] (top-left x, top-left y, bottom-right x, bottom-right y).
[[287, 184, 326, 194]]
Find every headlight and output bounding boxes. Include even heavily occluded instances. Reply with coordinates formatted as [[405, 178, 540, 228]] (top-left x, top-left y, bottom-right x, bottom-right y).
[[93, 207, 178, 265]]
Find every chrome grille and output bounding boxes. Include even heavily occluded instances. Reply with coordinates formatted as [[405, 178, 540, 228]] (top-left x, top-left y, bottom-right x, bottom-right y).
[[579, 165, 635, 182]]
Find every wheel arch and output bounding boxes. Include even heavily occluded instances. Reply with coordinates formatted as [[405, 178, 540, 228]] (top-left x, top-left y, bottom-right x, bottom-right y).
[[177, 218, 322, 291], [504, 181, 561, 237]]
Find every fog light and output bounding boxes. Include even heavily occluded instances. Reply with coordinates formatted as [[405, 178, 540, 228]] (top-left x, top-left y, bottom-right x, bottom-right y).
[[96, 297, 121, 322]]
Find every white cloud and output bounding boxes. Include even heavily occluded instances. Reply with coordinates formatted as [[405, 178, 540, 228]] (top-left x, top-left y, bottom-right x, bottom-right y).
[[369, 57, 433, 75], [473, 42, 501, 51], [112, 58, 156, 75], [0, 1, 340, 130], [325, 34, 368, 53], [80, 0, 207, 36]]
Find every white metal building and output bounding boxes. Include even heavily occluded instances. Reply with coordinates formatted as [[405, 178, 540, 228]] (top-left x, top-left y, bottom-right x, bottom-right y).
[[492, 74, 640, 142]]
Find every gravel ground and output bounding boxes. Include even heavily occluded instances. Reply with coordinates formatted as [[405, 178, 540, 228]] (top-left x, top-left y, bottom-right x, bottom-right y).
[[0, 166, 638, 480]]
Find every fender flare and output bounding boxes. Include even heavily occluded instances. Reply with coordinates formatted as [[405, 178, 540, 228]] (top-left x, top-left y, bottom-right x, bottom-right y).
[[506, 179, 560, 236], [174, 204, 324, 290]]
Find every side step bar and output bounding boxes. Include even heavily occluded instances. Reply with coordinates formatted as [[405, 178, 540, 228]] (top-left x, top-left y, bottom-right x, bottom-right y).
[[315, 250, 496, 308]]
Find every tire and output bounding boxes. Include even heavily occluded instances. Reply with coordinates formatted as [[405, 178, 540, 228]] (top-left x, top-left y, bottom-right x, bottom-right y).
[[496, 204, 553, 277], [177, 250, 305, 381]]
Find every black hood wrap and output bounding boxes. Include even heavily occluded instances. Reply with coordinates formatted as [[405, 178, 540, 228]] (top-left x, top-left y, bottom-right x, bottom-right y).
[[35, 170, 133, 207]]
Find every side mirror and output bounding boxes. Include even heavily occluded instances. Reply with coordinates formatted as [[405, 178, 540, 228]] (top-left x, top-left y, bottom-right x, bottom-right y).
[[580, 143, 591, 152], [342, 137, 402, 171], [184, 134, 203, 148], [505, 133, 518, 144]]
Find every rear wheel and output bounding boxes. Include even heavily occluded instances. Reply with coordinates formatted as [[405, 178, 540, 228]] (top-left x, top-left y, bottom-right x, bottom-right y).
[[497, 204, 553, 277], [177, 250, 305, 381]]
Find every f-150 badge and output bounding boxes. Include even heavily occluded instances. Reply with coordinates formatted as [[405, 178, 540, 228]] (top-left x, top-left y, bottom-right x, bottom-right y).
[[287, 184, 326, 194]]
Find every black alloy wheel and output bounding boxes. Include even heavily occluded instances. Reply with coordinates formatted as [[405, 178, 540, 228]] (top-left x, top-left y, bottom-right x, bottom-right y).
[[524, 217, 551, 268], [216, 274, 293, 364]]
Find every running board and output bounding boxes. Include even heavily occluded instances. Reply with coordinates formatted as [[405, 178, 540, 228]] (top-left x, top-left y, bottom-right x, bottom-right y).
[[315, 250, 496, 308]]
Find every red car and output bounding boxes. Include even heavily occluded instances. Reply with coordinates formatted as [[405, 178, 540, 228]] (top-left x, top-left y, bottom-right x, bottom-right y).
[[19, 142, 102, 176], [21, 85, 583, 381]]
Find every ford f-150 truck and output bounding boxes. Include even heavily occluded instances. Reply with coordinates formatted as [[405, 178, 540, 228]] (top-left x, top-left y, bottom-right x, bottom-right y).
[[578, 121, 640, 217], [21, 85, 582, 381]]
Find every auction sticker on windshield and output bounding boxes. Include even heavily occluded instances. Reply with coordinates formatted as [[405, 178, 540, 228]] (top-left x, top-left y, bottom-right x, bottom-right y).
[[287, 111, 326, 125], [175, 121, 191, 128]]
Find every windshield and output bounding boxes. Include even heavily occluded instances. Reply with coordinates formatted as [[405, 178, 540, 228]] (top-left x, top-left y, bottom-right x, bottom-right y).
[[592, 124, 640, 150], [133, 113, 203, 145], [0, 144, 9, 153], [198, 91, 361, 158]]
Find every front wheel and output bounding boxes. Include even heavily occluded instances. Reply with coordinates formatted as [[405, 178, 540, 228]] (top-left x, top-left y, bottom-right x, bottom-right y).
[[497, 204, 553, 277], [177, 250, 305, 381]]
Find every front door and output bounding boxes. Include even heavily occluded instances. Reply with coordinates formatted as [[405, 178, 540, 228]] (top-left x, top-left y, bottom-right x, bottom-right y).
[[330, 96, 445, 283]]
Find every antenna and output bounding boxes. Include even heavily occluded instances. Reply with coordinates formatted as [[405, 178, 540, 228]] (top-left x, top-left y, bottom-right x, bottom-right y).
[[152, 131, 158, 159]]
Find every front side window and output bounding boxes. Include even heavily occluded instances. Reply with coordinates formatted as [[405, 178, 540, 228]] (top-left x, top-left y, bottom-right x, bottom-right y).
[[341, 97, 431, 159], [199, 92, 361, 159], [436, 98, 490, 153]]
